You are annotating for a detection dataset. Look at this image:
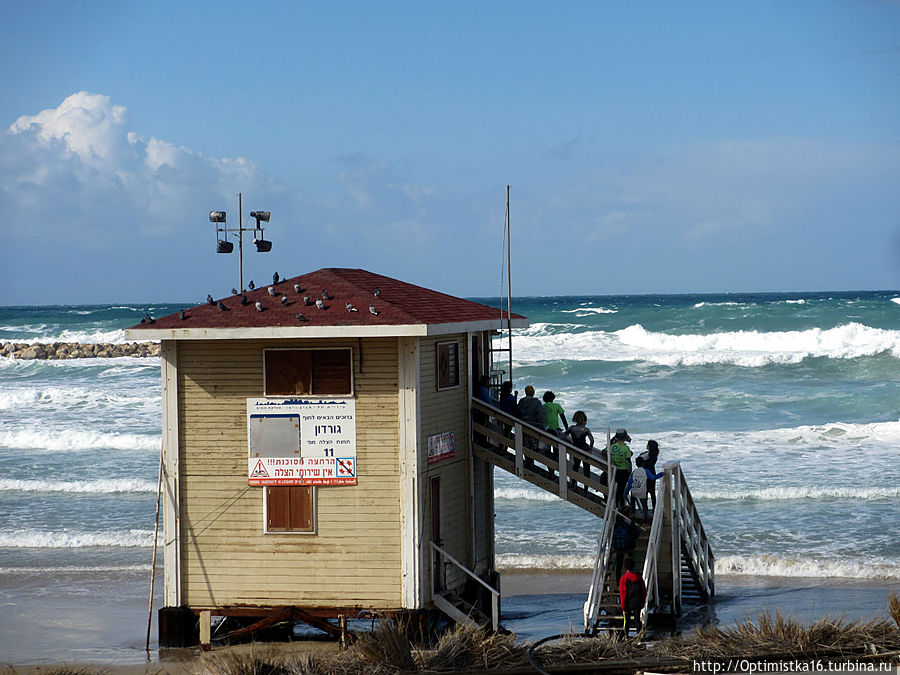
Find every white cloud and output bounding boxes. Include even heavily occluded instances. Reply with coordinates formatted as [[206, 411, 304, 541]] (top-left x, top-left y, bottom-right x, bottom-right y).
[[1, 92, 280, 239]]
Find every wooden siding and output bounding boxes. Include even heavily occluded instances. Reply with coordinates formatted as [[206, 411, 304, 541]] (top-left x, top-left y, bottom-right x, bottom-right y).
[[417, 335, 473, 592], [176, 338, 402, 609]]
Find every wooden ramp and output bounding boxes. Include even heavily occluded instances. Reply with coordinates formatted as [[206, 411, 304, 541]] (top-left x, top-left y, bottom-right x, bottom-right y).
[[467, 398, 715, 635]]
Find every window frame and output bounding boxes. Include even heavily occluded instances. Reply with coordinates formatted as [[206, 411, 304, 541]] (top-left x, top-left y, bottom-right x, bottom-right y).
[[262, 347, 355, 397], [263, 485, 318, 535], [435, 340, 461, 392]]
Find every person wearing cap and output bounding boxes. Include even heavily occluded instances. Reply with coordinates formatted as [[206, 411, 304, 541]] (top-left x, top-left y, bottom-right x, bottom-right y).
[[610, 428, 633, 507]]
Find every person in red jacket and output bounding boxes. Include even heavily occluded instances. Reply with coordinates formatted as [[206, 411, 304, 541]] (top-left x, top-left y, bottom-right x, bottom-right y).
[[618, 555, 646, 637]]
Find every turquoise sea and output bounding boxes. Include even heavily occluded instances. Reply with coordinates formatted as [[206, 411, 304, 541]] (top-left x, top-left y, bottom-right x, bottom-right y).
[[1, 291, 898, 662]]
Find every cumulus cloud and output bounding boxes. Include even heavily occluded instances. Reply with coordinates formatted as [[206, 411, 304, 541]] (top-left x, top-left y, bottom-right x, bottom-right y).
[[1, 92, 280, 240]]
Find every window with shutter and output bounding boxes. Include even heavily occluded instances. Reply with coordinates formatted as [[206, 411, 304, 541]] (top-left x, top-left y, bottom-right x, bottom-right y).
[[266, 485, 315, 533]]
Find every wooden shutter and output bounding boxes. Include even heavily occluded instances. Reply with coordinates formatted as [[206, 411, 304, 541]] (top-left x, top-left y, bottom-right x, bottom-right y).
[[267, 486, 314, 532], [311, 350, 352, 395], [265, 350, 312, 395]]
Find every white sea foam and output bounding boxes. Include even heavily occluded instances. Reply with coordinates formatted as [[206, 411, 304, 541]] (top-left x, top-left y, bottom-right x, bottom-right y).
[[496, 553, 594, 570], [785, 299, 806, 304], [0, 528, 156, 548], [0, 478, 157, 494], [0, 564, 151, 574], [513, 322, 900, 366], [716, 555, 900, 580], [497, 553, 900, 579], [495, 487, 559, 502], [0, 385, 157, 411], [892, 298, 900, 305], [561, 307, 617, 315], [0, 428, 159, 452], [693, 485, 900, 501], [693, 302, 743, 308]]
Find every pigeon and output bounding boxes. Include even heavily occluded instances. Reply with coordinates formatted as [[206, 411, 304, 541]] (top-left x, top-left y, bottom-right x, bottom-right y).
[[322, 289, 330, 300], [303, 295, 312, 306], [248, 280, 255, 290], [231, 288, 239, 296], [207, 294, 214, 305], [281, 295, 288, 307], [217, 301, 228, 311], [142, 312, 155, 324], [179, 310, 187, 320], [293, 283, 301, 294], [255, 301, 263, 312], [273, 272, 279, 285], [295, 312, 308, 322], [369, 305, 379, 315], [315, 299, 325, 310], [345, 302, 358, 312], [240, 294, 249, 306], [268, 286, 276, 296], [374, 287, 381, 297]]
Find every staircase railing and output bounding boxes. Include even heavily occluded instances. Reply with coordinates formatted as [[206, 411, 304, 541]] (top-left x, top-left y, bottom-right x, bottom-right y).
[[671, 462, 715, 601], [582, 487, 619, 633], [431, 541, 500, 631], [470, 398, 611, 505], [638, 469, 668, 628]]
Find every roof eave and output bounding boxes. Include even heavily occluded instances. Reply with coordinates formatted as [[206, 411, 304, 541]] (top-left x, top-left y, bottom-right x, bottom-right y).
[[124, 317, 528, 341]]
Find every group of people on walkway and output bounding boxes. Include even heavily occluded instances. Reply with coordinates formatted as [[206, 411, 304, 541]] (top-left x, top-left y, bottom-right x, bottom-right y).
[[478, 376, 663, 516]]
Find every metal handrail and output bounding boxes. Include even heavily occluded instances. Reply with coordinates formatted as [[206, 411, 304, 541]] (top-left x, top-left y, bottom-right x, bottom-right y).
[[582, 489, 619, 633], [638, 466, 669, 627], [431, 541, 500, 631]]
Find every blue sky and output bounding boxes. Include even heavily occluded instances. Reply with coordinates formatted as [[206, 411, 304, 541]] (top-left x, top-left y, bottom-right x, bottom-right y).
[[1, 1, 898, 304]]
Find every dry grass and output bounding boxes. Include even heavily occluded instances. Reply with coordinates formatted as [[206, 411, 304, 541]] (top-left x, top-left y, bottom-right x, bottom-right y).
[[890, 591, 900, 629], [415, 623, 526, 671], [656, 610, 900, 660]]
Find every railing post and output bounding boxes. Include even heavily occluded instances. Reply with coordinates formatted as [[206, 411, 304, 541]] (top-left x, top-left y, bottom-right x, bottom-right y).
[[514, 422, 523, 477], [557, 440, 567, 500], [672, 465, 682, 616]]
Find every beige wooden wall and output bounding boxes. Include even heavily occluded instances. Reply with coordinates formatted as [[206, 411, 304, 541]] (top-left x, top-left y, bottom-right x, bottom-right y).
[[417, 334, 486, 591], [176, 338, 401, 609]]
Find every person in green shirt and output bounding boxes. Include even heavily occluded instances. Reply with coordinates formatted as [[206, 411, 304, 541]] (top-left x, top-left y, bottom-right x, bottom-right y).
[[542, 390, 568, 437], [609, 428, 633, 507]]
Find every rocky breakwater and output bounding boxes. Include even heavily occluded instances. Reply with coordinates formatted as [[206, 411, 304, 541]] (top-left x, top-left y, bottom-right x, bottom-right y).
[[1, 341, 161, 360]]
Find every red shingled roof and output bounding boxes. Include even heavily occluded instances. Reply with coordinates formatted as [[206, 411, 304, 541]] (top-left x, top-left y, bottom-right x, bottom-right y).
[[129, 268, 525, 331]]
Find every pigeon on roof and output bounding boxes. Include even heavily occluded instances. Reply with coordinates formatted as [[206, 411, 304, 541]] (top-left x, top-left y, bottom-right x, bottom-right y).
[[217, 301, 228, 311], [273, 272, 280, 284], [268, 286, 276, 296], [303, 296, 312, 306], [316, 299, 325, 310], [255, 301, 263, 312], [179, 310, 186, 320], [240, 294, 249, 306], [231, 288, 238, 296], [374, 287, 381, 297], [207, 294, 214, 305], [293, 283, 301, 294], [322, 289, 330, 300], [248, 280, 255, 290], [295, 312, 308, 322], [281, 295, 288, 307], [346, 302, 358, 312], [369, 305, 378, 315]]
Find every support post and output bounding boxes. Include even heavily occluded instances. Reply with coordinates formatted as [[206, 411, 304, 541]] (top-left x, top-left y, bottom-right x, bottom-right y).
[[199, 610, 211, 651]]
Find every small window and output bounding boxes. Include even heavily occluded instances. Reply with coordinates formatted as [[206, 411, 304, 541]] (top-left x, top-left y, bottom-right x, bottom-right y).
[[266, 485, 316, 533], [436, 341, 460, 391], [265, 349, 352, 396]]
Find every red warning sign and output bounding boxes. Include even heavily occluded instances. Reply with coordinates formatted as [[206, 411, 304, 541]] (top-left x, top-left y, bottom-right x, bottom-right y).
[[250, 460, 269, 479]]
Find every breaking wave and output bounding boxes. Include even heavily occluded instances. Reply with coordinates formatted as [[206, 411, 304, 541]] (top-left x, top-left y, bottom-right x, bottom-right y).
[[0, 428, 159, 452], [0, 528, 156, 548], [0, 478, 157, 494], [693, 486, 900, 501], [513, 322, 900, 367]]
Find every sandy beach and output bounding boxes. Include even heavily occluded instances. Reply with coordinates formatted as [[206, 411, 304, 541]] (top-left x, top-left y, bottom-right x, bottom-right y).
[[1, 569, 897, 670]]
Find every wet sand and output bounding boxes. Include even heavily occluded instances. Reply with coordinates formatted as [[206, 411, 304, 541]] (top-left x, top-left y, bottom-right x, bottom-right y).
[[0, 569, 897, 668]]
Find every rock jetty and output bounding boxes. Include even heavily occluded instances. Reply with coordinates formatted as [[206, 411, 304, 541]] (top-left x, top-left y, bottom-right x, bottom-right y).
[[0, 341, 160, 360]]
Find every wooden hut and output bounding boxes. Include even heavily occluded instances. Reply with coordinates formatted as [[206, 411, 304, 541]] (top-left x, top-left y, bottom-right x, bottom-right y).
[[127, 268, 528, 646]]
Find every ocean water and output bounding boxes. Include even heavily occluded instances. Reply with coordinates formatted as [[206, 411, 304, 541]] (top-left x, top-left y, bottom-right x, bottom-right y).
[[1, 292, 899, 660]]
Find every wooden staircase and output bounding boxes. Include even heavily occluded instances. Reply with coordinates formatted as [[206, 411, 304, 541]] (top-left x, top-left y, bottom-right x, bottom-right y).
[[428, 399, 715, 633]]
